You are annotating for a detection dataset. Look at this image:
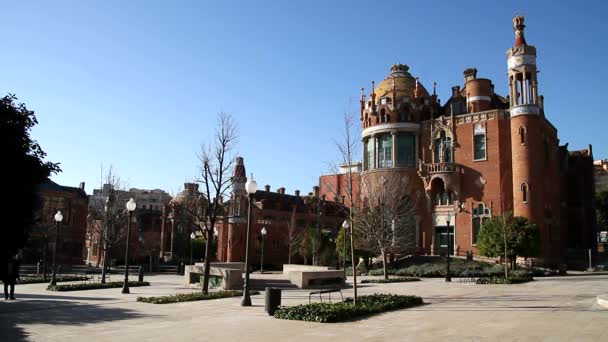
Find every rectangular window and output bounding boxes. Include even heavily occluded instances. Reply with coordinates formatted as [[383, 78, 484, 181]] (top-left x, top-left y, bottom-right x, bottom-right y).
[[474, 133, 486, 160], [397, 133, 415, 167], [377, 134, 392, 168], [364, 139, 373, 170]]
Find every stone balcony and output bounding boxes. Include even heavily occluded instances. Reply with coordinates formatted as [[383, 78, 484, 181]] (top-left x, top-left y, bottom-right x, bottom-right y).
[[422, 162, 463, 174]]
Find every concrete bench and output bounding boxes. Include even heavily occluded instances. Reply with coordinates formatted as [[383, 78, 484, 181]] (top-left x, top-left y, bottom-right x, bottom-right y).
[[184, 262, 245, 290], [282, 265, 345, 289]]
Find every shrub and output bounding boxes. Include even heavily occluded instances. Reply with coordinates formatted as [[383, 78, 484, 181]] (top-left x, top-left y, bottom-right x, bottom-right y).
[[476, 276, 533, 284], [274, 293, 423, 323], [367, 268, 397, 276], [18, 276, 87, 284], [361, 277, 420, 284], [47, 281, 150, 291], [137, 290, 259, 304]]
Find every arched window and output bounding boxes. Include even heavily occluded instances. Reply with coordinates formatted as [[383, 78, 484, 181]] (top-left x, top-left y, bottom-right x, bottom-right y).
[[473, 124, 486, 160], [521, 183, 528, 203], [380, 108, 386, 122], [519, 126, 526, 144], [472, 202, 491, 244], [399, 107, 410, 122]]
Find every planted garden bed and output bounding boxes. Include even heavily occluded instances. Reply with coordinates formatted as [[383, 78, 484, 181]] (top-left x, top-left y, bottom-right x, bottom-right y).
[[47, 281, 150, 291], [17, 276, 88, 284], [137, 290, 259, 304], [274, 293, 423, 323], [361, 277, 421, 284], [476, 276, 533, 284]]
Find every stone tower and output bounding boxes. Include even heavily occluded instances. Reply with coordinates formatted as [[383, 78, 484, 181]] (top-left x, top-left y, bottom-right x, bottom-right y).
[[508, 16, 542, 221]]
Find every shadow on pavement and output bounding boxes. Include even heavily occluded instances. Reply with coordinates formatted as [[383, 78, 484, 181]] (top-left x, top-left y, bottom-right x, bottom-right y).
[[0, 294, 157, 342]]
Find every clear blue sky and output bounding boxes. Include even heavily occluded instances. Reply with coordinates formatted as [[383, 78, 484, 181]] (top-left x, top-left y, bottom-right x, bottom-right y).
[[2, 0, 607, 196]]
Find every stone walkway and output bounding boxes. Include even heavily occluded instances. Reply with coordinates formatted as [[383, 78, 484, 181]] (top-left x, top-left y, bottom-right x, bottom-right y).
[[1, 274, 606, 341]]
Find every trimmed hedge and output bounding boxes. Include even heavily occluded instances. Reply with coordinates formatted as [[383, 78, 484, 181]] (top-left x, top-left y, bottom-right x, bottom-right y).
[[476, 276, 533, 284], [361, 277, 421, 284], [17, 276, 88, 284], [136, 290, 259, 304], [274, 293, 423, 323], [47, 281, 150, 291]]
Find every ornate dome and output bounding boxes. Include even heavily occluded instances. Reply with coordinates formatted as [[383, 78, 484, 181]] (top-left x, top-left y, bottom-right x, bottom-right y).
[[373, 64, 430, 99]]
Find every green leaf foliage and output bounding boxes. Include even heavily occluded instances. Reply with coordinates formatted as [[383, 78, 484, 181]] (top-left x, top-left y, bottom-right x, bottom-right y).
[[596, 191, 608, 231], [476, 276, 533, 284], [17, 276, 87, 284], [136, 290, 259, 304], [476, 214, 540, 260], [360, 277, 421, 284], [47, 281, 150, 291], [273, 294, 423, 323]]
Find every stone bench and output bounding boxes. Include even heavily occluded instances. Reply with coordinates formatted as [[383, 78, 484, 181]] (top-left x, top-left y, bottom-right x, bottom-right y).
[[184, 262, 245, 290], [282, 264, 345, 289]]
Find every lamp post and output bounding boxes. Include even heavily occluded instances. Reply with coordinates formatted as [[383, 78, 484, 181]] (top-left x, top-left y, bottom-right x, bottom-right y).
[[49, 210, 63, 287], [241, 174, 257, 306], [445, 212, 452, 282], [190, 232, 196, 265], [260, 227, 267, 274], [342, 220, 348, 280], [122, 198, 137, 294]]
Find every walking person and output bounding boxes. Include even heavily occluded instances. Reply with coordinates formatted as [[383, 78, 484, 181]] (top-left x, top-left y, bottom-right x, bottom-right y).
[[4, 256, 20, 300]]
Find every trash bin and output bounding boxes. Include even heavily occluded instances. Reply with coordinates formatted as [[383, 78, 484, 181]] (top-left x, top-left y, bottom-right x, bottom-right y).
[[138, 267, 144, 282], [265, 287, 281, 316]]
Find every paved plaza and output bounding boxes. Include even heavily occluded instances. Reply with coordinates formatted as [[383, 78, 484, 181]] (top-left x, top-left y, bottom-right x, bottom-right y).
[[0, 274, 607, 341]]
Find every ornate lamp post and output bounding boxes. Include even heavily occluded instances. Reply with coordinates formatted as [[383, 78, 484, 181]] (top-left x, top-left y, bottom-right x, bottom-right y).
[[445, 212, 452, 282], [342, 220, 348, 280], [241, 174, 257, 306], [49, 210, 63, 287], [190, 232, 196, 265], [260, 227, 267, 274], [122, 198, 137, 294]]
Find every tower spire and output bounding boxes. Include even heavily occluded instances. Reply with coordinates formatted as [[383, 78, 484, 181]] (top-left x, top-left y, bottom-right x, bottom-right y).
[[513, 15, 527, 47]]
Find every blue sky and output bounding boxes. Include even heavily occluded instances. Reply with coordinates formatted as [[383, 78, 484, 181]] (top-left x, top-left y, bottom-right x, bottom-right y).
[[2, 0, 607, 196]]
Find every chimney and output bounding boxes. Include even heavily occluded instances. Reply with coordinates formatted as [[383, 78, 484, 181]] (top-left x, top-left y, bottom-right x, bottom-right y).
[[321, 194, 326, 201], [463, 68, 477, 83], [278, 187, 285, 195], [451, 86, 461, 98], [265, 185, 270, 192], [313, 186, 320, 197], [79, 182, 85, 191], [295, 190, 300, 197]]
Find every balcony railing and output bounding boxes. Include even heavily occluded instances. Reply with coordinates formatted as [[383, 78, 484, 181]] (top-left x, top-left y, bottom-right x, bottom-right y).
[[423, 162, 462, 174]]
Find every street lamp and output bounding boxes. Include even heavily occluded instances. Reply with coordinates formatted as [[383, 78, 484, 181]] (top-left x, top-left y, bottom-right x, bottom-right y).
[[445, 212, 452, 282], [122, 198, 137, 294], [260, 227, 267, 274], [49, 210, 63, 286], [241, 173, 257, 306], [342, 220, 348, 280], [190, 232, 196, 265]]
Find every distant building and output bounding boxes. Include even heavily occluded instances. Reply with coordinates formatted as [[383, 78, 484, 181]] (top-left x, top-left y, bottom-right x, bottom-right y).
[[23, 180, 89, 267], [595, 159, 608, 193]]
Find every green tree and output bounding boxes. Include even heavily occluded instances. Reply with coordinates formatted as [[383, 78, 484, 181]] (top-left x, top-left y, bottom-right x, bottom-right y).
[[477, 214, 540, 270], [1, 94, 60, 264], [595, 191, 608, 231]]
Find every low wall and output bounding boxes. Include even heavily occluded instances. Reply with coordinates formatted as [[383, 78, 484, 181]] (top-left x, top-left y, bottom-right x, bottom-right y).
[[185, 262, 244, 290], [285, 269, 345, 289], [282, 264, 333, 273]]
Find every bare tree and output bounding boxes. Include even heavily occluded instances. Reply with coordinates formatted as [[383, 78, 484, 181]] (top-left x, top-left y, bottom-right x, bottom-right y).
[[355, 174, 417, 280], [285, 206, 301, 264], [194, 112, 238, 294], [332, 112, 361, 304], [87, 166, 129, 283]]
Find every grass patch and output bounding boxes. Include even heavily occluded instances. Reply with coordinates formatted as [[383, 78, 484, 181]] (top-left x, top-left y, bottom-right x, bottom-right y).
[[274, 293, 423, 323], [136, 290, 259, 304], [361, 277, 421, 284], [16, 276, 88, 284], [476, 276, 533, 284], [47, 281, 150, 291]]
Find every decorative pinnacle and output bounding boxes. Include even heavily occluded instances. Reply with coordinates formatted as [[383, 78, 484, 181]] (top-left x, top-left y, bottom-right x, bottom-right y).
[[513, 15, 527, 47]]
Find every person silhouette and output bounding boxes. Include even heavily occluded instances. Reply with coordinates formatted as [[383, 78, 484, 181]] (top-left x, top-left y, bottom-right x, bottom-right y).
[[4, 256, 20, 300]]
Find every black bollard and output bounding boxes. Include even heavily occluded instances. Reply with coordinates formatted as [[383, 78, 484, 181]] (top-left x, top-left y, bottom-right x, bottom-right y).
[[138, 267, 144, 282]]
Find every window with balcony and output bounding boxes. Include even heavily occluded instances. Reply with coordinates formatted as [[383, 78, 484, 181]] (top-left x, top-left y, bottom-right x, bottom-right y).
[[377, 134, 392, 168]]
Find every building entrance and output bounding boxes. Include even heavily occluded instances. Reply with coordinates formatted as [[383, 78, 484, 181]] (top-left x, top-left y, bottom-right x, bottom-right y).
[[434, 226, 454, 256]]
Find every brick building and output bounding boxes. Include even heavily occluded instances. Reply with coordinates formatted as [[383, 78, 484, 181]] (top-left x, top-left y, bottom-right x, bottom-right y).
[[595, 159, 608, 193], [23, 180, 89, 266], [321, 16, 596, 267], [216, 157, 347, 268]]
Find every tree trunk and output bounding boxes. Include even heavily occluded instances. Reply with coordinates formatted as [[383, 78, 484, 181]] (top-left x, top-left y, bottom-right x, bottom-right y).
[[382, 249, 388, 280], [101, 247, 109, 284], [201, 226, 213, 294], [288, 244, 292, 264]]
